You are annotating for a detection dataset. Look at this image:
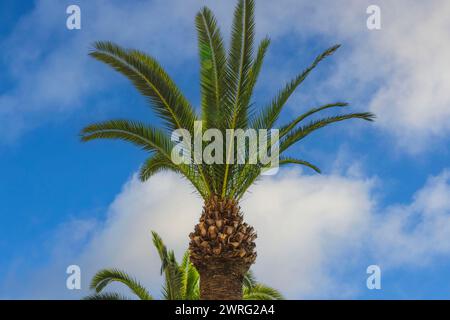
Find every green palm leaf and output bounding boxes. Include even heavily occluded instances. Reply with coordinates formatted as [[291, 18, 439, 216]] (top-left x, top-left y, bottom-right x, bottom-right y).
[[152, 231, 183, 300], [81, 119, 173, 155], [83, 292, 129, 300], [90, 41, 197, 132], [245, 37, 270, 115], [139, 153, 180, 182], [196, 7, 227, 130], [81, 119, 208, 198], [224, 0, 255, 129], [243, 284, 284, 300], [180, 251, 200, 300], [88, 47, 214, 190], [250, 44, 341, 130], [222, 0, 256, 198], [90, 268, 153, 300], [280, 112, 375, 153], [279, 102, 348, 137], [279, 157, 321, 173], [243, 270, 258, 290]]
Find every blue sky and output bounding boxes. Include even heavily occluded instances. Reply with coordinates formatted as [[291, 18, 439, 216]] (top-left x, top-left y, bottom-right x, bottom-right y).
[[1, 0, 450, 299]]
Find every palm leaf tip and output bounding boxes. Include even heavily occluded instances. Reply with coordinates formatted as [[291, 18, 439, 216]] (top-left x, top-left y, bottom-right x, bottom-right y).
[[362, 112, 376, 121], [325, 44, 341, 56], [279, 158, 321, 174], [347, 112, 376, 122], [83, 292, 129, 300], [90, 268, 153, 300]]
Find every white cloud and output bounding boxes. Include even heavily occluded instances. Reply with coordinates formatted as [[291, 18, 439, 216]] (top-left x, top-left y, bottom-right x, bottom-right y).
[[7, 167, 450, 299], [3, 0, 450, 151], [362, 1, 450, 151], [268, 0, 450, 152], [373, 170, 450, 267], [242, 170, 374, 298], [0, 0, 201, 141], [11, 169, 374, 299], [76, 173, 203, 296], [208, 0, 450, 152], [2, 0, 450, 299]]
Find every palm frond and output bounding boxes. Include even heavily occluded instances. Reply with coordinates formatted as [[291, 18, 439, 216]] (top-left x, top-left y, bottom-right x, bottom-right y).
[[243, 270, 258, 291], [221, 0, 256, 198], [243, 284, 284, 300], [180, 251, 200, 300], [81, 119, 172, 155], [234, 165, 261, 200], [151, 231, 171, 274], [151, 231, 183, 300], [245, 37, 270, 114], [224, 0, 255, 129], [279, 102, 348, 137], [250, 44, 341, 130], [139, 152, 180, 181], [83, 292, 129, 300], [90, 41, 197, 132], [280, 112, 375, 153], [234, 112, 373, 199], [81, 119, 208, 198], [279, 157, 321, 173], [161, 253, 184, 300], [87, 42, 214, 196], [90, 268, 153, 300], [196, 7, 227, 130]]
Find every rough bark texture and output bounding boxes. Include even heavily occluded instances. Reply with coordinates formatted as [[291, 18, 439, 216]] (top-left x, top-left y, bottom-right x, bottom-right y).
[[189, 196, 257, 300], [198, 258, 247, 300]]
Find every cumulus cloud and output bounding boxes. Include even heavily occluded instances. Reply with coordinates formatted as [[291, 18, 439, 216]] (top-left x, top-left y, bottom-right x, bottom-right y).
[[362, 1, 450, 151], [7, 167, 450, 299], [0, 0, 201, 141], [2, 0, 450, 299], [283, 0, 450, 152], [5, 169, 374, 299], [210, 0, 450, 152], [373, 170, 450, 267], [3, 0, 450, 151], [242, 171, 374, 298]]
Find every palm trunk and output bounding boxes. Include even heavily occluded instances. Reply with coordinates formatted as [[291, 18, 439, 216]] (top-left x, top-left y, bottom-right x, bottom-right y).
[[197, 258, 247, 299], [189, 196, 257, 300]]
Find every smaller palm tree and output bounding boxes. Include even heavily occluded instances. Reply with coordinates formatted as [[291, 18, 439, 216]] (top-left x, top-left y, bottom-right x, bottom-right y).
[[84, 231, 283, 300]]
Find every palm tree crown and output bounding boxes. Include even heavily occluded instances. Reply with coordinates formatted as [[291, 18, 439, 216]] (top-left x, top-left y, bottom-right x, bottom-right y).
[[81, 0, 375, 300], [80, 0, 375, 202]]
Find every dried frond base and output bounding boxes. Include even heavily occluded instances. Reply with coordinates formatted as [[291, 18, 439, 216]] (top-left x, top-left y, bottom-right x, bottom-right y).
[[189, 195, 257, 271]]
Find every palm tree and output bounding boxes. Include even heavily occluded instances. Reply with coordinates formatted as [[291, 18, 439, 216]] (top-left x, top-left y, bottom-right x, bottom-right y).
[[84, 231, 283, 300], [81, 0, 375, 299]]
